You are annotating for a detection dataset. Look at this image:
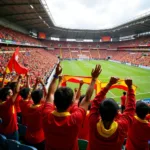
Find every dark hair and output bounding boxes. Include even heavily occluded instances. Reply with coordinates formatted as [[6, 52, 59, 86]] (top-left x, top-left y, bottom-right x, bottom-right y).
[[20, 88, 30, 99], [54, 87, 74, 112], [31, 90, 43, 105], [136, 101, 149, 119], [78, 94, 91, 110], [123, 92, 126, 95], [99, 98, 119, 122], [0, 87, 11, 101], [8, 82, 17, 92]]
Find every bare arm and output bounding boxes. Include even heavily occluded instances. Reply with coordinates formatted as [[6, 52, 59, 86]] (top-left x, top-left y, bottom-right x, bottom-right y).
[[39, 78, 47, 98], [57, 76, 62, 89], [74, 80, 84, 103], [46, 63, 62, 103], [79, 65, 102, 111], [12, 75, 22, 103], [32, 78, 39, 91], [26, 73, 30, 88], [0, 73, 6, 88]]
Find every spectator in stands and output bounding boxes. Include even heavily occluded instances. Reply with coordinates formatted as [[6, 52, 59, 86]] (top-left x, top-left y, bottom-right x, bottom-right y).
[[42, 63, 102, 150], [121, 91, 127, 113], [24, 78, 46, 150], [0, 118, 2, 124], [0, 75, 22, 140], [87, 77, 135, 150], [19, 87, 33, 125], [126, 101, 150, 150]]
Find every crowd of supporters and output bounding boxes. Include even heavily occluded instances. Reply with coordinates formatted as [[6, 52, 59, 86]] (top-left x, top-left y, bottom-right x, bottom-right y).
[[0, 26, 150, 150], [0, 26, 42, 45], [0, 46, 58, 85], [0, 63, 150, 150], [50, 49, 150, 67]]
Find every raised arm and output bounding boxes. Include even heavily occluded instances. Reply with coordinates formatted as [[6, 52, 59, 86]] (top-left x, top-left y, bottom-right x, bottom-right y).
[[0, 72, 6, 88], [89, 77, 119, 120], [120, 78, 136, 125], [46, 63, 62, 103], [39, 78, 47, 98], [79, 65, 102, 111], [12, 75, 22, 102], [74, 80, 84, 103], [26, 73, 30, 88], [57, 75, 62, 89], [32, 77, 39, 91]]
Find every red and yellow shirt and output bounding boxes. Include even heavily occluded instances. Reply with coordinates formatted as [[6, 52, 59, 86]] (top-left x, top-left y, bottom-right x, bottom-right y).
[[43, 103, 86, 150], [0, 98, 18, 134], [126, 116, 150, 150], [19, 99, 33, 125], [25, 104, 45, 144], [87, 88, 135, 150]]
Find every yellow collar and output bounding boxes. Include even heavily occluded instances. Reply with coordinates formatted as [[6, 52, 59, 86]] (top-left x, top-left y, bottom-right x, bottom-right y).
[[97, 120, 118, 138], [52, 110, 71, 117], [0, 101, 6, 105], [30, 104, 41, 108], [86, 110, 89, 115], [134, 116, 148, 123]]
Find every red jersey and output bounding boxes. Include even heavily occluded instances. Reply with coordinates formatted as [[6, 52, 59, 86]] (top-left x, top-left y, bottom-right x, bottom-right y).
[[25, 104, 45, 144], [19, 99, 33, 125], [146, 114, 150, 122], [121, 95, 126, 106], [43, 103, 86, 150], [0, 99, 18, 134], [14, 95, 22, 113], [126, 116, 150, 150], [78, 111, 90, 140], [87, 88, 135, 150]]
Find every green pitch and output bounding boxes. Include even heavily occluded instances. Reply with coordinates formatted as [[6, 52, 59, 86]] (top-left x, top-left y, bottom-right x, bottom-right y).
[[61, 60, 150, 102]]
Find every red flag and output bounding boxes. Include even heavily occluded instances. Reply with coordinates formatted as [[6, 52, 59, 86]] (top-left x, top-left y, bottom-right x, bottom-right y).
[[5, 47, 28, 74]]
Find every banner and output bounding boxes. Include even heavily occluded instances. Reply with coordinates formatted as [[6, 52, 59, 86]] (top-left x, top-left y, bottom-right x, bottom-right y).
[[60, 75, 137, 95]]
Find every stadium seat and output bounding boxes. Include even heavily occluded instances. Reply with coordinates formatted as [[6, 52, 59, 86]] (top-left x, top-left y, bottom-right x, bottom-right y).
[[78, 139, 88, 150], [7, 139, 21, 150], [0, 134, 7, 149], [18, 124, 27, 137], [19, 144, 37, 150]]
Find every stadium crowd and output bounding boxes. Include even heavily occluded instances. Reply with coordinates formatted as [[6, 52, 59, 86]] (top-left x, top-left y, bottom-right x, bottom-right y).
[[0, 46, 58, 85], [0, 26, 150, 150], [0, 62, 150, 150]]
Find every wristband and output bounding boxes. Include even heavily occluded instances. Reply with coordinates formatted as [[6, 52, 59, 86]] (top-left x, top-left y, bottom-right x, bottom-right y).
[[53, 74, 59, 79]]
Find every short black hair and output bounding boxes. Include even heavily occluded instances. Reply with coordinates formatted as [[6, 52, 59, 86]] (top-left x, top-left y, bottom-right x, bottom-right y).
[[20, 88, 30, 99], [0, 87, 11, 101], [8, 82, 17, 92], [78, 94, 91, 110], [99, 98, 119, 122], [123, 92, 126, 95], [136, 101, 149, 119], [54, 87, 74, 112], [31, 90, 43, 105]]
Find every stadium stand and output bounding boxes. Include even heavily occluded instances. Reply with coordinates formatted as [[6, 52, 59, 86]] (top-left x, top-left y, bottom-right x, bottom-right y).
[[0, 3, 150, 149], [0, 46, 58, 85], [0, 26, 42, 46]]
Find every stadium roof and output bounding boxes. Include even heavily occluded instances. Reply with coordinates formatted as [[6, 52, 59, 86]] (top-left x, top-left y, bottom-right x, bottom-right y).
[[0, 0, 150, 39]]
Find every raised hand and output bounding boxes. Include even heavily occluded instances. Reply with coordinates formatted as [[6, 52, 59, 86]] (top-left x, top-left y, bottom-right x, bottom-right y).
[[58, 76, 63, 82], [36, 77, 40, 83], [108, 77, 119, 86], [79, 80, 84, 86], [125, 78, 132, 88], [91, 64, 102, 80], [55, 63, 62, 76]]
